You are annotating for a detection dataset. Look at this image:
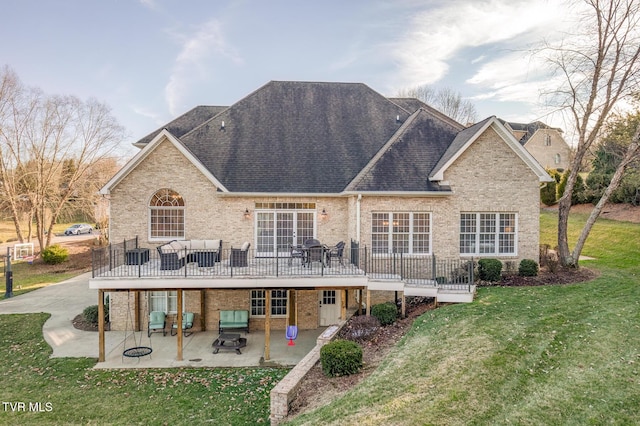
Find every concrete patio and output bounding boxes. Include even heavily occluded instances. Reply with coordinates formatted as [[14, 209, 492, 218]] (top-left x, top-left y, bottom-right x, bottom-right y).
[[99, 327, 326, 369]]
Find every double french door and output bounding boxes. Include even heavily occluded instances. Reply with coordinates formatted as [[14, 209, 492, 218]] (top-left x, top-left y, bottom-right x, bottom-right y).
[[256, 211, 315, 256]]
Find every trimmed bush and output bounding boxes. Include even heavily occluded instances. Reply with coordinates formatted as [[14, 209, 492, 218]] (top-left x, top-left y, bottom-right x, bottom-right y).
[[83, 305, 99, 324], [340, 315, 380, 342], [371, 302, 398, 326], [320, 339, 363, 377], [41, 244, 68, 264], [519, 259, 539, 277], [478, 259, 502, 282], [83, 304, 109, 324]]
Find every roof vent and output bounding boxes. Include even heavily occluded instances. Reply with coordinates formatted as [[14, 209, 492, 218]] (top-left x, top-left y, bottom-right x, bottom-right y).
[[396, 115, 401, 123], [220, 121, 225, 130]]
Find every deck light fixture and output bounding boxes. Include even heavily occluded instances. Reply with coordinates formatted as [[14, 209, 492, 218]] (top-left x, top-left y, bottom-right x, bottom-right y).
[[244, 208, 250, 219]]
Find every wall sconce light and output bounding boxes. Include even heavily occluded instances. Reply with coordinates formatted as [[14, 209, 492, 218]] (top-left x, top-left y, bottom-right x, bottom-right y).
[[320, 208, 328, 219], [244, 208, 250, 219]]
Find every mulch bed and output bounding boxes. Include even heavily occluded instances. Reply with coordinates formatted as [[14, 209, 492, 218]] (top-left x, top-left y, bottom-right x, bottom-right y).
[[72, 314, 110, 332]]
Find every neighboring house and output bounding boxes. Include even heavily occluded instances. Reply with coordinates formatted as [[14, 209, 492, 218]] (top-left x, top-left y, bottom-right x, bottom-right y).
[[504, 121, 573, 171], [90, 81, 552, 362]]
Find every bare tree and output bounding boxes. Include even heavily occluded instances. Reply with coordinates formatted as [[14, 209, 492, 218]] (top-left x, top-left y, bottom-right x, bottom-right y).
[[542, 0, 640, 267], [396, 85, 478, 124], [0, 65, 126, 250]]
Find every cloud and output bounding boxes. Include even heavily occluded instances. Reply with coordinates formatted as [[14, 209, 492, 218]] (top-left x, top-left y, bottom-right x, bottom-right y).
[[393, 0, 566, 88], [165, 19, 242, 115]]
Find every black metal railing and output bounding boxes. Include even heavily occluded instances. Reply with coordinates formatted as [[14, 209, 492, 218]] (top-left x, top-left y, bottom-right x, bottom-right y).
[[91, 239, 474, 290]]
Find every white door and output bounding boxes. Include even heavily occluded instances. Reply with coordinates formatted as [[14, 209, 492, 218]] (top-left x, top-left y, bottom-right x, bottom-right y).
[[319, 290, 341, 326]]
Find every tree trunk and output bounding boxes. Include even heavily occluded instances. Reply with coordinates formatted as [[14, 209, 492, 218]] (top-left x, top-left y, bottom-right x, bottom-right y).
[[570, 125, 640, 262]]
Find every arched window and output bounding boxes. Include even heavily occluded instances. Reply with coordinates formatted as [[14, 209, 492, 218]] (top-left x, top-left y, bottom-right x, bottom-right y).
[[554, 153, 561, 164], [149, 188, 185, 239]]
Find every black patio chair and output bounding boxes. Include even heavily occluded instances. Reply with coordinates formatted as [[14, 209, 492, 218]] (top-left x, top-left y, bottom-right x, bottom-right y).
[[327, 241, 345, 266]]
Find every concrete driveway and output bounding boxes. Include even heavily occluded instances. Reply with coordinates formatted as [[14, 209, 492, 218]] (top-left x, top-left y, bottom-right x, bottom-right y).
[[0, 272, 103, 358]]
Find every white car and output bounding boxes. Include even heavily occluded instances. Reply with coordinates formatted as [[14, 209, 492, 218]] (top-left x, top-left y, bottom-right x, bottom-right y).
[[64, 223, 93, 235]]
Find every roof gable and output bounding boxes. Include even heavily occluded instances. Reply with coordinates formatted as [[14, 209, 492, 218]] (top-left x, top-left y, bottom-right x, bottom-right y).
[[100, 129, 227, 194], [430, 116, 553, 183]]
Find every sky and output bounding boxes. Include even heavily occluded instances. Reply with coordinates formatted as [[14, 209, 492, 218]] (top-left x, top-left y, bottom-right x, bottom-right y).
[[2, 0, 580, 159]]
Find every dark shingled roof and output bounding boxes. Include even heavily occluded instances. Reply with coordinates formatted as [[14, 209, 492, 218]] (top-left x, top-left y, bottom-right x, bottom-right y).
[[135, 106, 228, 146], [137, 81, 483, 193], [350, 108, 460, 191], [502, 120, 562, 145], [179, 81, 417, 193]]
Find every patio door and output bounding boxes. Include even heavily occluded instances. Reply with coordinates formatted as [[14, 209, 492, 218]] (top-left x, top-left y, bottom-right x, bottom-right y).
[[319, 290, 341, 326], [256, 210, 315, 256]]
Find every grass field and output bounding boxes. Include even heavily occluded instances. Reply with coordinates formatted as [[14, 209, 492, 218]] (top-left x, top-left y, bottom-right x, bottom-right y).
[[287, 211, 640, 425], [0, 313, 288, 424], [0, 211, 638, 424]]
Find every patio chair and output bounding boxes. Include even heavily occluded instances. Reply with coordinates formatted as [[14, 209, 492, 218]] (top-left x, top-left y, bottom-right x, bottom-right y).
[[230, 242, 250, 267], [148, 311, 166, 337], [303, 239, 326, 266], [288, 244, 305, 266], [327, 241, 345, 266], [171, 312, 195, 337]]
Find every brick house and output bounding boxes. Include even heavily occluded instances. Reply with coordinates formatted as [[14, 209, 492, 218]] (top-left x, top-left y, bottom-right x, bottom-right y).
[[504, 121, 573, 171], [90, 81, 551, 362]]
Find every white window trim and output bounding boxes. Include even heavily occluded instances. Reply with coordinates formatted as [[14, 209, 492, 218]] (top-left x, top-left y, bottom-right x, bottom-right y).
[[459, 212, 518, 257], [149, 291, 181, 314], [148, 189, 186, 242], [371, 212, 432, 256], [250, 289, 289, 318]]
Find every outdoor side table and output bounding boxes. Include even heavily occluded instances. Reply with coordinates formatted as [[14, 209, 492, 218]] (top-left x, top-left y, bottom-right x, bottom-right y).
[[212, 333, 247, 355], [126, 248, 150, 265]]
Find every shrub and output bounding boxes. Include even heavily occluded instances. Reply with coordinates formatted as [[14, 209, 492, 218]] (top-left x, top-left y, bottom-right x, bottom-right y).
[[371, 302, 397, 326], [541, 176, 558, 206], [41, 244, 68, 264], [83, 303, 109, 324], [340, 315, 380, 342], [478, 259, 502, 282], [519, 259, 539, 277], [320, 340, 363, 377], [83, 305, 99, 324]]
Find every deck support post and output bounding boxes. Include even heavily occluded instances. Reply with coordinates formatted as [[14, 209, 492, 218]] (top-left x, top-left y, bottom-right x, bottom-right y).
[[98, 290, 105, 362], [265, 290, 271, 360], [177, 290, 183, 361], [366, 288, 371, 316]]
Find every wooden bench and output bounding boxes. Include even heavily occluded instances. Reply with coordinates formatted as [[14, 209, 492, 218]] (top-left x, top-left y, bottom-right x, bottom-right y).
[[218, 310, 249, 333]]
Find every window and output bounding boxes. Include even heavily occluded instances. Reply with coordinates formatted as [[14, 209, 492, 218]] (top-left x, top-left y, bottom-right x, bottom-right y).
[[554, 153, 561, 164], [149, 188, 185, 240], [255, 204, 316, 255], [460, 213, 516, 256], [544, 134, 552, 146], [149, 291, 177, 314], [250, 290, 288, 317], [371, 212, 431, 254]]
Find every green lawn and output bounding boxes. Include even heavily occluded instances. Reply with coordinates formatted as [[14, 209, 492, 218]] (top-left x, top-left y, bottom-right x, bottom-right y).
[[0, 313, 288, 424], [287, 211, 640, 425]]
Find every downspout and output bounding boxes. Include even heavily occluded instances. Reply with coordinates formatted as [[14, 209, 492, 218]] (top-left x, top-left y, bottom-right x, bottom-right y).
[[356, 194, 362, 242]]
